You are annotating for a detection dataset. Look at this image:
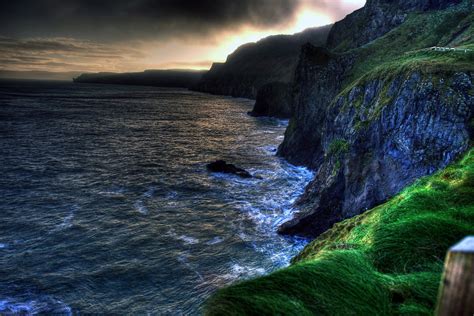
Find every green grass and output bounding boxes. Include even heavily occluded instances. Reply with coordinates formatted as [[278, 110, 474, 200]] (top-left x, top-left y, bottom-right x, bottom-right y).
[[204, 148, 474, 315], [341, 3, 474, 93], [330, 4, 474, 124], [326, 139, 349, 157]]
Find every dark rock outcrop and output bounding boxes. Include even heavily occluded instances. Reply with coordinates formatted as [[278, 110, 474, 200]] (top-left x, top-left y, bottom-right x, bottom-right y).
[[248, 82, 293, 119], [207, 160, 252, 178], [193, 25, 332, 99], [279, 71, 473, 237], [73, 69, 206, 88], [278, 45, 354, 167]]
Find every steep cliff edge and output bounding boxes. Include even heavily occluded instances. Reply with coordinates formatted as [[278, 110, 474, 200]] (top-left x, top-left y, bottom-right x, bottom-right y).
[[203, 1, 473, 314], [192, 25, 331, 99], [278, 2, 474, 237], [205, 149, 474, 315], [280, 70, 473, 236], [248, 82, 293, 118]]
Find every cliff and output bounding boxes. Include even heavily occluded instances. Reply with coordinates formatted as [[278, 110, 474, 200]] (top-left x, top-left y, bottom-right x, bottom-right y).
[[248, 82, 293, 118], [205, 149, 474, 315], [280, 70, 473, 236], [204, 0, 473, 314], [192, 25, 332, 99], [73, 69, 206, 88], [278, 1, 474, 237], [327, 0, 463, 51]]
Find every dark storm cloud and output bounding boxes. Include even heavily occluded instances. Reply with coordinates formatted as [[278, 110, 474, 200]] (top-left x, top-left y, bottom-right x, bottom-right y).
[[0, 0, 301, 41]]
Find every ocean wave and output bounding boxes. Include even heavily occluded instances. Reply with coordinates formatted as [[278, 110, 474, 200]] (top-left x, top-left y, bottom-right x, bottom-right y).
[[220, 263, 266, 281], [0, 296, 72, 315], [98, 187, 127, 199], [53, 205, 78, 231], [134, 200, 148, 215], [206, 237, 224, 245], [177, 235, 199, 245], [143, 187, 156, 198]]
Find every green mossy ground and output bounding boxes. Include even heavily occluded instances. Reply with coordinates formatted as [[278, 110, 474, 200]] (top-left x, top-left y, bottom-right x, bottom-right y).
[[342, 3, 474, 93], [205, 149, 474, 315], [326, 139, 349, 157]]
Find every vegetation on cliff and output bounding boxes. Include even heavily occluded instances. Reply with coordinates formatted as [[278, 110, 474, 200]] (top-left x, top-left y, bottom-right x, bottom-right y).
[[277, 1, 473, 237], [205, 149, 474, 315], [205, 1, 474, 314], [343, 4, 474, 92]]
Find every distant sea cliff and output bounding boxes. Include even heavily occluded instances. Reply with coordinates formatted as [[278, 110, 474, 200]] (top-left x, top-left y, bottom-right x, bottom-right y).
[[73, 69, 206, 88], [192, 25, 332, 100]]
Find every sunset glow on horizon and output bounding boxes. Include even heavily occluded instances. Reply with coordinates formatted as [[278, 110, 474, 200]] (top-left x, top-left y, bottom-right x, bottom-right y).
[[209, 9, 334, 65], [0, 0, 366, 75]]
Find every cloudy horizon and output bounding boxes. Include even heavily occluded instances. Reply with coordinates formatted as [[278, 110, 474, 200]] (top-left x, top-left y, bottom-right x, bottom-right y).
[[0, 0, 366, 76]]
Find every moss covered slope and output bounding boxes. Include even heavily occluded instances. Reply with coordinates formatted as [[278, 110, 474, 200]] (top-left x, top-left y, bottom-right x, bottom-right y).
[[344, 3, 474, 91], [205, 149, 474, 315]]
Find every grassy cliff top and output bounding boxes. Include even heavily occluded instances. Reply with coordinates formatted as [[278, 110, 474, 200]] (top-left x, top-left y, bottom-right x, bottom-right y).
[[204, 148, 474, 315], [342, 3, 474, 92]]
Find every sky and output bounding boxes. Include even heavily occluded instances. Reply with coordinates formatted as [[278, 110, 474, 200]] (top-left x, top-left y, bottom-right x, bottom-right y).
[[0, 0, 366, 74]]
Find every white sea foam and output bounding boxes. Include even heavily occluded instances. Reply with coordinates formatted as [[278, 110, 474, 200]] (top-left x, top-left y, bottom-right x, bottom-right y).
[[237, 232, 251, 241], [177, 235, 199, 245], [54, 205, 78, 231], [206, 237, 224, 245], [259, 145, 277, 155], [0, 296, 72, 315], [221, 263, 266, 281], [0, 243, 7, 249], [98, 188, 126, 199], [134, 200, 148, 215]]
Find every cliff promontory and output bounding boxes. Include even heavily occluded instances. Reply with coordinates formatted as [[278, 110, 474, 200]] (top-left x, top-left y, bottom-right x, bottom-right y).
[[278, 0, 473, 236], [192, 25, 332, 99], [73, 69, 206, 88]]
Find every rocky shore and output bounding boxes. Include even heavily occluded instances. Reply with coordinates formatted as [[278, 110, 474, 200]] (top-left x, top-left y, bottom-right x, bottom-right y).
[[203, 0, 474, 313]]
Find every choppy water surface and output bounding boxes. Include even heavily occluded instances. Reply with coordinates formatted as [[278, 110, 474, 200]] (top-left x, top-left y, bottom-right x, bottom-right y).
[[0, 80, 312, 314]]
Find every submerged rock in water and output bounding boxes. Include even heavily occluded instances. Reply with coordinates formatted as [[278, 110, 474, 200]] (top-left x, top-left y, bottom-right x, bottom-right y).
[[207, 160, 252, 178]]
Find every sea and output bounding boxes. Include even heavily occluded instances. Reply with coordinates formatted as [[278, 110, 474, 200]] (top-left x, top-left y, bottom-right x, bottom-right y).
[[0, 80, 313, 314]]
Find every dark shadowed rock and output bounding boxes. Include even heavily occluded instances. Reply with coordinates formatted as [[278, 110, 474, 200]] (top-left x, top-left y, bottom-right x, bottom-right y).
[[278, 71, 473, 237], [73, 69, 206, 88], [248, 82, 293, 119], [207, 160, 252, 178], [193, 25, 332, 99]]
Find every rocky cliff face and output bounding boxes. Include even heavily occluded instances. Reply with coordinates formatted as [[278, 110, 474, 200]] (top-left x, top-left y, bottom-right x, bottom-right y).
[[277, 0, 473, 237], [279, 71, 473, 236], [278, 45, 354, 166], [327, 0, 462, 51], [193, 25, 332, 99], [248, 82, 293, 118]]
